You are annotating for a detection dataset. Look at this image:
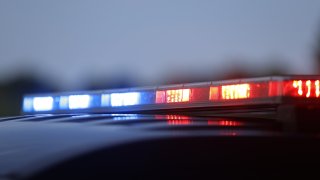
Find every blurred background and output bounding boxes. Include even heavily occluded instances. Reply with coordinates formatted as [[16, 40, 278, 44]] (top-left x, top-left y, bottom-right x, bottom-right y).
[[1, 0, 320, 116]]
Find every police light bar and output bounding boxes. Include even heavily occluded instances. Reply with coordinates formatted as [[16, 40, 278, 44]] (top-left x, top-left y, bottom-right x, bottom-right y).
[[22, 76, 320, 114]]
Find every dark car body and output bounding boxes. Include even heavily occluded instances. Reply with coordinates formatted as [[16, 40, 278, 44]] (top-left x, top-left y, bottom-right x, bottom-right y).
[[1, 113, 320, 179]]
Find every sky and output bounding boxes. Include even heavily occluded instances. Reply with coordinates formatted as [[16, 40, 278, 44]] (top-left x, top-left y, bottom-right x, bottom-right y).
[[0, 0, 320, 89]]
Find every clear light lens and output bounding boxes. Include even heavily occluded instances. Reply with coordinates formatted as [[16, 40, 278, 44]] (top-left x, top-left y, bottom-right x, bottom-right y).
[[111, 92, 140, 107], [68, 95, 91, 109], [59, 96, 69, 109], [221, 84, 250, 99], [166, 89, 190, 103], [156, 89, 191, 103], [33, 96, 54, 111], [101, 94, 110, 106]]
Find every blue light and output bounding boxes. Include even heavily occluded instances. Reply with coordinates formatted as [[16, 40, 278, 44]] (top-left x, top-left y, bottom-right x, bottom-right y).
[[90, 95, 102, 108], [68, 95, 91, 109], [23, 97, 33, 112], [111, 92, 140, 107], [139, 91, 156, 105], [33, 96, 54, 111]]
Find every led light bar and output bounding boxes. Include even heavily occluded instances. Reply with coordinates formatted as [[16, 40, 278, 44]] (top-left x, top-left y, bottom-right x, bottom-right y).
[[22, 76, 320, 114]]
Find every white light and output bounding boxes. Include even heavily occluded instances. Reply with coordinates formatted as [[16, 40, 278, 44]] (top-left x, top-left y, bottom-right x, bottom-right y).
[[111, 93, 124, 107], [101, 94, 110, 106], [33, 97, 54, 111], [68, 95, 91, 109], [111, 92, 140, 107]]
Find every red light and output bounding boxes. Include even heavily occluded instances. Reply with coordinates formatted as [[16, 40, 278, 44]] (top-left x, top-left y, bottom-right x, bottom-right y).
[[155, 91, 166, 103], [208, 120, 242, 127], [167, 119, 191, 125], [306, 80, 311, 97], [219, 120, 240, 126], [156, 89, 190, 103], [209, 87, 219, 100], [166, 115, 191, 125], [292, 80, 303, 96], [165, 115, 188, 120], [284, 80, 320, 98], [316, 80, 320, 97], [154, 115, 191, 125]]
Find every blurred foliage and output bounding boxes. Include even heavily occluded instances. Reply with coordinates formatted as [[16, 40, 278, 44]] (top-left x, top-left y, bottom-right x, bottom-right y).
[[0, 75, 56, 117]]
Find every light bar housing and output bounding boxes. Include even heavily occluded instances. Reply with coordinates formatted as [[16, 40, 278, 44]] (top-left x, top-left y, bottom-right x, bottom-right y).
[[22, 76, 320, 114]]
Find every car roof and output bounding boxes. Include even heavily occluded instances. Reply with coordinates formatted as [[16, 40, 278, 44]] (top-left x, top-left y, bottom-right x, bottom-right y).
[[0, 114, 282, 177]]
